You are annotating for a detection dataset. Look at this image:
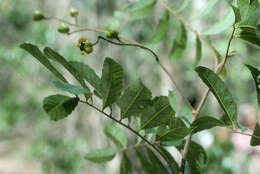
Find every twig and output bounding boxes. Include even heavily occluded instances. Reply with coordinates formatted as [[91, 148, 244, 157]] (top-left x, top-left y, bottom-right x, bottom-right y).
[[233, 130, 260, 140]]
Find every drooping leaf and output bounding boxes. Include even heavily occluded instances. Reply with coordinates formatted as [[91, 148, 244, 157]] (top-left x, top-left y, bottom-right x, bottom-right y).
[[104, 124, 127, 150], [250, 122, 260, 146], [120, 153, 133, 174], [20, 43, 67, 82], [177, 141, 207, 174], [146, 148, 169, 174], [43, 47, 91, 99], [85, 148, 116, 163], [43, 94, 79, 121], [53, 80, 91, 95], [140, 96, 175, 130], [234, 27, 260, 47], [117, 79, 152, 119], [192, 0, 218, 20], [194, 36, 202, 66], [70, 61, 102, 97], [168, 90, 177, 112], [170, 23, 187, 60], [157, 126, 190, 141], [129, 0, 156, 20], [238, 0, 259, 27], [203, 8, 235, 35], [151, 11, 170, 44], [195, 66, 238, 129], [101, 57, 123, 109], [176, 0, 191, 13], [231, 5, 241, 23], [190, 116, 225, 134], [246, 64, 260, 106], [159, 147, 180, 174]]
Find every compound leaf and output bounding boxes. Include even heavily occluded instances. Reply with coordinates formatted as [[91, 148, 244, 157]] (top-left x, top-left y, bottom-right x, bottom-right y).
[[104, 124, 127, 150]]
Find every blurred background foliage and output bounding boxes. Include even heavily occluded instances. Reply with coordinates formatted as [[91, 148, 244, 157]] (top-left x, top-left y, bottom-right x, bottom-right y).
[[0, 0, 260, 173]]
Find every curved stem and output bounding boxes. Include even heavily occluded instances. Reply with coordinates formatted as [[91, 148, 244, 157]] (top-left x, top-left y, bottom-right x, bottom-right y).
[[233, 130, 260, 140], [78, 100, 174, 172]]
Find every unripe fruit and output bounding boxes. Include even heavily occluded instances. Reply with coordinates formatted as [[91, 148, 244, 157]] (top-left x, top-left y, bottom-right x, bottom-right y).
[[106, 29, 118, 39], [70, 8, 79, 17], [57, 23, 70, 34], [32, 10, 45, 21], [77, 38, 93, 55]]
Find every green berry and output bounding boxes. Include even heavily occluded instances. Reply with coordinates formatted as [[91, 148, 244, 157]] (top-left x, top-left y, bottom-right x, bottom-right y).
[[57, 23, 70, 34], [84, 46, 93, 54], [106, 29, 118, 39], [32, 10, 45, 21], [70, 8, 79, 17]]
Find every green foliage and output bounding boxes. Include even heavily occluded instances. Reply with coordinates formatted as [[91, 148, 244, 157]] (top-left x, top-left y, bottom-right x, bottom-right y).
[[194, 36, 202, 66], [120, 153, 133, 174], [43, 94, 79, 121], [159, 147, 180, 174], [104, 124, 127, 150], [53, 80, 91, 95], [85, 148, 116, 163], [246, 64, 260, 106], [129, 0, 156, 20], [250, 122, 260, 146], [192, 0, 218, 20]]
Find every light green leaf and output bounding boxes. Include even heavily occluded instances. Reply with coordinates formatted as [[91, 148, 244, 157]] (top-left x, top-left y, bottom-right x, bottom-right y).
[[53, 80, 91, 95], [20, 43, 67, 82], [120, 153, 133, 174], [239, 0, 259, 26], [129, 0, 156, 20], [151, 11, 170, 44], [250, 122, 260, 146], [43, 94, 79, 121], [140, 96, 175, 130], [246, 64, 260, 106], [43, 47, 91, 99], [190, 116, 225, 134], [203, 8, 235, 35], [194, 36, 202, 66], [85, 148, 116, 163], [159, 147, 180, 174], [168, 90, 177, 112], [101, 57, 123, 109], [117, 79, 152, 119], [231, 5, 241, 23], [69, 61, 102, 97], [157, 127, 190, 141], [195, 66, 238, 129], [104, 124, 127, 150], [170, 23, 187, 60], [192, 0, 218, 20], [176, 0, 191, 13]]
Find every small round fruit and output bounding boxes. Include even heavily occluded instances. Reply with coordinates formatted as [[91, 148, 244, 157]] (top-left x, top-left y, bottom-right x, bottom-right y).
[[32, 10, 45, 21], [57, 23, 70, 34], [106, 29, 118, 39], [70, 8, 79, 17]]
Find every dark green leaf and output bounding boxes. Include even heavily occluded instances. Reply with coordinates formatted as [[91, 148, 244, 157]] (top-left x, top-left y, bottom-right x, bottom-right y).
[[159, 147, 180, 174], [170, 23, 187, 60], [118, 79, 152, 119], [104, 124, 127, 150], [146, 148, 169, 174], [101, 57, 123, 109], [168, 90, 177, 112], [20, 43, 67, 82], [246, 64, 260, 106], [231, 5, 241, 23], [136, 149, 154, 174], [157, 127, 190, 141], [234, 27, 260, 47], [239, 0, 259, 26], [250, 122, 260, 146], [192, 0, 218, 20], [120, 153, 133, 174], [194, 36, 202, 66], [85, 148, 116, 163], [160, 140, 183, 147], [220, 114, 232, 126], [53, 80, 91, 95], [43, 47, 91, 99], [43, 94, 79, 121], [151, 11, 170, 44], [190, 116, 225, 134], [70, 61, 102, 97], [195, 66, 238, 129], [140, 96, 175, 130], [169, 117, 187, 129], [129, 0, 156, 20]]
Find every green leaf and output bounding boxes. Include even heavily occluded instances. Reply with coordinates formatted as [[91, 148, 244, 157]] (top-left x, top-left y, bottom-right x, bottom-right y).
[[231, 5, 241, 23], [20, 43, 67, 82], [120, 153, 133, 174], [101, 57, 123, 109], [239, 0, 259, 26], [250, 122, 260, 146], [203, 8, 235, 35], [146, 148, 169, 174], [246, 64, 260, 106], [43, 47, 91, 99], [177, 141, 207, 174], [104, 124, 127, 150], [151, 11, 170, 44], [129, 0, 156, 20], [170, 23, 187, 60], [195, 66, 238, 129], [176, 0, 191, 13], [69, 61, 102, 97], [192, 0, 218, 20], [53, 80, 91, 95], [118, 79, 152, 119], [140, 96, 175, 130], [136, 149, 154, 174], [234, 27, 260, 47], [194, 36, 202, 66], [157, 126, 190, 141], [190, 116, 225, 134], [85, 148, 116, 163], [43, 94, 79, 121], [168, 90, 177, 112], [159, 147, 180, 174]]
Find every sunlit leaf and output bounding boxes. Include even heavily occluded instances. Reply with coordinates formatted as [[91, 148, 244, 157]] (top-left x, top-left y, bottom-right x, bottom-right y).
[[195, 66, 238, 129], [120, 153, 133, 174], [194, 36, 202, 66], [104, 124, 127, 150], [101, 57, 123, 109], [85, 148, 116, 163], [129, 0, 156, 20], [168, 90, 177, 112], [250, 122, 260, 146], [246, 64, 260, 106], [43, 94, 79, 121], [53, 80, 91, 95], [238, 0, 259, 26], [192, 0, 218, 20]]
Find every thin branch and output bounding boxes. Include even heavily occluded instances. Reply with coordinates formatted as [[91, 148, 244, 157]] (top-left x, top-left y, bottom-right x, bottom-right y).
[[78, 100, 175, 172], [233, 130, 260, 140]]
